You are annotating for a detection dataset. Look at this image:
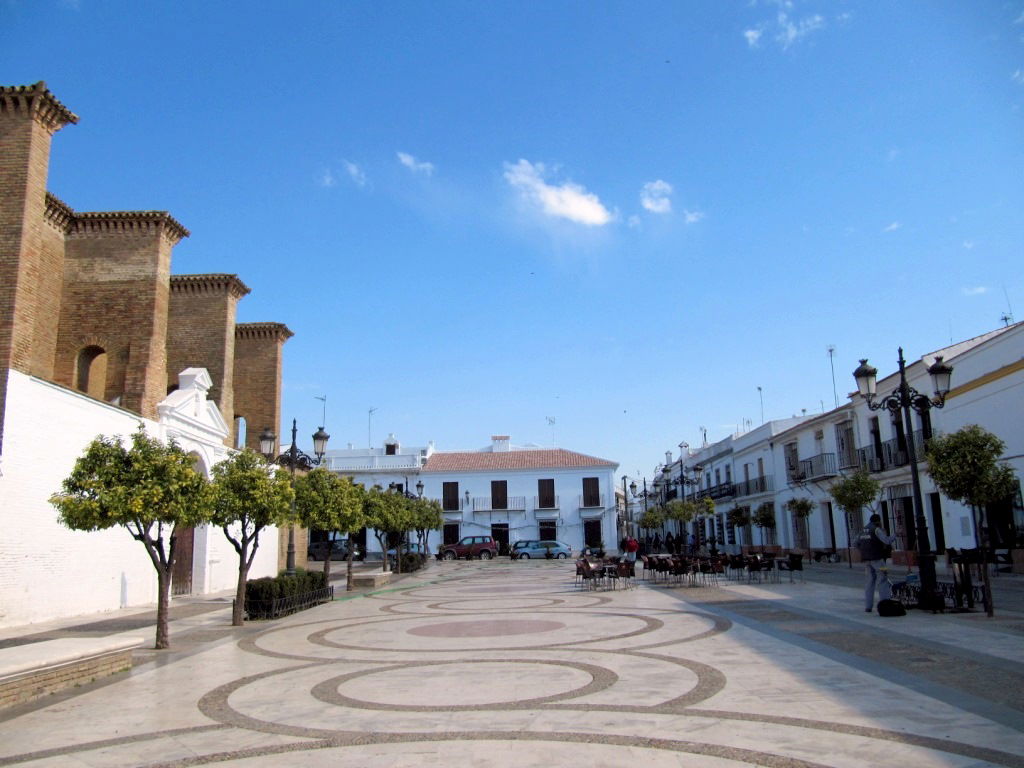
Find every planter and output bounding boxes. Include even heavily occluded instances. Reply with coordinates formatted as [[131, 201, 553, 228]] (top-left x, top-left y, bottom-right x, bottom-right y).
[[241, 586, 334, 620]]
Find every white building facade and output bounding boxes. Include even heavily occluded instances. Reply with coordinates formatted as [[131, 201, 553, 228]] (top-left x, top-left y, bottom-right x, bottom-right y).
[[649, 323, 1024, 569], [0, 367, 280, 628], [420, 436, 620, 556]]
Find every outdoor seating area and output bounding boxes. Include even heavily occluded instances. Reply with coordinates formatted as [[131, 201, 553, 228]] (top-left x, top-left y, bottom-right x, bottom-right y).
[[576, 557, 638, 590], [574, 552, 812, 591]]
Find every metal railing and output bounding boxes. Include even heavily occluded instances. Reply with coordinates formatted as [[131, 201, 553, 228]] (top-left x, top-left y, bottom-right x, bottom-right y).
[[856, 431, 927, 473], [240, 586, 334, 620], [579, 494, 605, 509], [471, 496, 527, 511], [533, 496, 559, 510], [734, 475, 773, 497], [798, 453, 837, 480]]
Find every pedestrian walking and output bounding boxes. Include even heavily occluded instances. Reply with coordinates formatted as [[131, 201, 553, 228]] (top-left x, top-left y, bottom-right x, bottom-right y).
[[625, 536, 639, 563], [857, 513, 896, 613], [653, 533, 662, 553]]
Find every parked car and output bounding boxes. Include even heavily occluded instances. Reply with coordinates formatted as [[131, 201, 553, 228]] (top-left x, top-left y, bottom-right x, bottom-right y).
[[510, 540, 540, 559], [514, 540, 572, 559], [386, 542, 429, 559], [307, 539, 361, 561], [438, 536, 499, 560]]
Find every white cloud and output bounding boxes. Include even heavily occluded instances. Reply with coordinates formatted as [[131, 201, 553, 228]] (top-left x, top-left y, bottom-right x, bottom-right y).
[[963, 286, 988, 296], [627, 215, 642, 229], [776, 11, 824, 49], [640, 180, 673, 214], [963, 240, 974, 250], [343, 160, 366, 187], [744, 4, 826, 51], [397, 151, 435, 176], [318, 168, 336, 188], [883, 221, 901, 232], [682, 209, 705, 225], [1013, 69, 1024, 85], [503, 159, 612, 227]]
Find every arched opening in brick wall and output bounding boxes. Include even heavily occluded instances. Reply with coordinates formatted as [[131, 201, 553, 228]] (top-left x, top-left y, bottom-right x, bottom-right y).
[[233, 416, 247, 450], [75, 345, 108, 400]]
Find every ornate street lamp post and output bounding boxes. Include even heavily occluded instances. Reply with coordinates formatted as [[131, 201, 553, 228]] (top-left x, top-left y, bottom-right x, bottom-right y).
[[853, 348, 953, 611], [259, 419, 330, 576]]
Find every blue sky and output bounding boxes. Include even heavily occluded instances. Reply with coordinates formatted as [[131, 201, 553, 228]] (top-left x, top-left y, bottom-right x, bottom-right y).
[[3, 1, 1023, 482]]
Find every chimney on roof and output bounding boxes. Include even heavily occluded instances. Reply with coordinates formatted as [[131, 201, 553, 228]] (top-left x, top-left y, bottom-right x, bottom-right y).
[[384, 433, 399, 456], [491, 435, 511, 452]]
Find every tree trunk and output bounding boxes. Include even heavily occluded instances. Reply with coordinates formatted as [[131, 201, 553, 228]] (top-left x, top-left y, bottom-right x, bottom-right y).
[[155, 567, 172, 649], [323, 551, 332, 584], [346, 549, 353, 591], [975, 506, 996, 617], [232, 542, 249, 626]]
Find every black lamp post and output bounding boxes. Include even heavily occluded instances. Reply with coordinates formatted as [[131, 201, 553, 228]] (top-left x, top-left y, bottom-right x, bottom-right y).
[[853, 348, 953, 611], [621, 475, 638, 540], [416, 479, 424, 498], [259, 419, 330, 576]]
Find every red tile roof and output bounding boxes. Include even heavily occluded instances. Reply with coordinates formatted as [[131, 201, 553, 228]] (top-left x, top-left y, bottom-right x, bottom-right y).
[[422, 448, 616, 473]]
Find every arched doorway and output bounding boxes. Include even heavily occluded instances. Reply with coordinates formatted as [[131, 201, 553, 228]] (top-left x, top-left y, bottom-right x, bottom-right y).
[[76, 345, 107, 400]]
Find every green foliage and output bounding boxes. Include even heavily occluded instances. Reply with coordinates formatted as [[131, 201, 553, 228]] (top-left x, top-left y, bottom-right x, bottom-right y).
[[638, 506, 665, 530], [49, 427, 213, 649], [51, 427, 212, 535], [209, 449, 295, 625], [830, 470, 880, 516], [244, 569, 327, 619], [700, 497, 716, 518], [727, 506, 751, 528], [666, 499, 697, 524], [753, 502, 776, 529], [364, 486, 413, 535], [926, 425, 1018, 509], [409, 496, 443, 537], [210, 449, 294, 535], [294, 468, 365, 535], [785, 497, 815, 518]]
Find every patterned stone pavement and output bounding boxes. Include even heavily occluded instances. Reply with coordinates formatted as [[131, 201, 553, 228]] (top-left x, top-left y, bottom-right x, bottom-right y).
[[1, 560, 1023, 767]]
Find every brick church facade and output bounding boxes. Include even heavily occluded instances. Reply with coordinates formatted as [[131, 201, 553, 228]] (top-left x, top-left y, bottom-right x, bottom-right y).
[[0, 81, 286, 452]]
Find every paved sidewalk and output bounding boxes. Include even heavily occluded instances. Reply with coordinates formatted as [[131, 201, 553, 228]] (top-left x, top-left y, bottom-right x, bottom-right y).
[[1, 560, 1022, 767]]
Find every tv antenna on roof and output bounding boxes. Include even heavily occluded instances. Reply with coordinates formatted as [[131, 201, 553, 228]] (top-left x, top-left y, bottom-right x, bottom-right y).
[[545, 416, 556, 447], [827, 345, 838, 409], [314, 395, 327, 427]]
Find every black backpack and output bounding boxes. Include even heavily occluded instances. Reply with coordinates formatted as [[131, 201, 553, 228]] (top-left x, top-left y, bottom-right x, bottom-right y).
[[877, 598, 906, 617]]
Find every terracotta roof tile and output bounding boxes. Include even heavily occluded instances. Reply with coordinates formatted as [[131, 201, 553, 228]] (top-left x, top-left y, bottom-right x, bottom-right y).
[[422, 449, 616, 473]]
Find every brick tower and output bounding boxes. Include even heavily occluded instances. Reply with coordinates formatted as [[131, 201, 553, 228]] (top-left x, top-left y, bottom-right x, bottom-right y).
[[0, 83, 77, 449]]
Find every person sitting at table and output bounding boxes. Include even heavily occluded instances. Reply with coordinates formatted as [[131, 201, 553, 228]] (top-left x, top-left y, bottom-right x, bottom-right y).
[[653, 533, 662, 553], [697, 541, 710, 557], [665, 531, 675, 554]]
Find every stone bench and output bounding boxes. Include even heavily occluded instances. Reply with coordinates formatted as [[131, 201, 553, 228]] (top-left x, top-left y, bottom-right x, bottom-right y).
[[351, 571, 391, 589], [0, 636, 144, 711]]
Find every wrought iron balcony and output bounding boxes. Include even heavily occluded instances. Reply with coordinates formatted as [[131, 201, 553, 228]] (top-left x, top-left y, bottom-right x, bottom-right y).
[[855, 431, 927, 473], [578, 494, 606, 509], [470, 496, 527, 512], [734, 475, 773, 497], [533, 496, 560, 510], [798, 453, 837, 481]]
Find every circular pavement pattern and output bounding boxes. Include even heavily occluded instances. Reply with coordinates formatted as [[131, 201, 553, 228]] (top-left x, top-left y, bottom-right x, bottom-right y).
[[407, 619, 564, 637]]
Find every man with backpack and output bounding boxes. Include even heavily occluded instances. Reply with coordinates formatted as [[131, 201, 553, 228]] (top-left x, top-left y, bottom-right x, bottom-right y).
[[858, 513, 897, 613]]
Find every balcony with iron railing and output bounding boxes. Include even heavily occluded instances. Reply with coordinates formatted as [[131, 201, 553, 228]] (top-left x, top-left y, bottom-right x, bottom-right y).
[[470, 496, 527, 512], [855, 431, 927, 473], [533, 496, 560, 510], [798, 453, 837, 481], [579, 494, 606, 509], [708, 483, 735, 500], [734, 475, 773, 498]]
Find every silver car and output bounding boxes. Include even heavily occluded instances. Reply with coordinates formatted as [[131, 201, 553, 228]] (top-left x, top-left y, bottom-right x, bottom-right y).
[[514, 540, 572, 559]]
